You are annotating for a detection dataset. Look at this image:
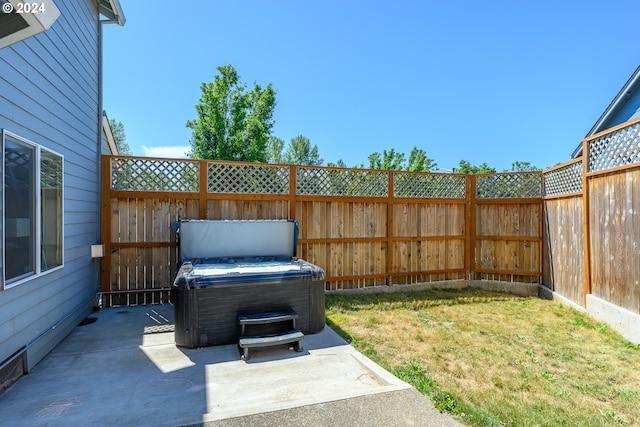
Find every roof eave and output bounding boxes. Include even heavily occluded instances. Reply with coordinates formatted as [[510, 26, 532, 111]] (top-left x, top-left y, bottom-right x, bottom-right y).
[[571, 65, 640, 159], [99, 0, 126, 26], [585, 65, 640, 138]]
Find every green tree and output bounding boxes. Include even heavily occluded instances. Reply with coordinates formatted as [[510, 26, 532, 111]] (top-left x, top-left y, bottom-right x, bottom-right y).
[[510, 161, 540, 172], [327, 159, 348, 168], [368, 148, 405, 170], [367, 146, 436, 171], [284, 135, 323, 165], [406, 147, 437, 172], [266, 136, 285, 164], [455, 160, 496, 174], [108, 118, 132, 155], [186, 64, 276, 161]]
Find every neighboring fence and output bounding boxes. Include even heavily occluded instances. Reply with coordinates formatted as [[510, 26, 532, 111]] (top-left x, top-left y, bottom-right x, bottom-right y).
[[584, 118, 640, 314], [101, 158, 542, 306], [542, 116, 640, 313]]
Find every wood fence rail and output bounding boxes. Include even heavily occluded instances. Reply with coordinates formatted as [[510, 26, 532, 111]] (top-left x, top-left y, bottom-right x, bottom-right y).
[[100, 158, 543, 306]]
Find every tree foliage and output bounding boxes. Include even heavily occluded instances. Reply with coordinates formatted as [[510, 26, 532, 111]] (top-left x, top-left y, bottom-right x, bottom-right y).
[[455, 160, 496, 174], [266, 136, 285, 164], [406, 147, 437, 172], [327, 159, 348, 168], [368, 148, 404, 170], [108, 118, 132, 155], [186, 64, 276, 161], [283, 135, 323, 165], [267, 135, 323, 166], [510, 161, 540, 172], [367, 146, 436, 171]]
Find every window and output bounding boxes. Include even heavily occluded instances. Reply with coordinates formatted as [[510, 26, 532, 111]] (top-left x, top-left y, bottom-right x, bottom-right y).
[[2, 131, 63, 288], [40, 149, 63, 271]]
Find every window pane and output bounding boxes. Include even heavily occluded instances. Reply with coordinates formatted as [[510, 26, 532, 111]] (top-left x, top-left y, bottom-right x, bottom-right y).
[[41, 149, 62, 271], [4, 137, 35, 282]]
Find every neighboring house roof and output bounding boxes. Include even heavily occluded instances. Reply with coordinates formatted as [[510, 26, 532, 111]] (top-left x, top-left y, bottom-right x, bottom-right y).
[[572, 65, 640, 158]]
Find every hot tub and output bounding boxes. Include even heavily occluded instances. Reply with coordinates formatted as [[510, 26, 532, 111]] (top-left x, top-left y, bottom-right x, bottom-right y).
[[171, 220, 325, 348]]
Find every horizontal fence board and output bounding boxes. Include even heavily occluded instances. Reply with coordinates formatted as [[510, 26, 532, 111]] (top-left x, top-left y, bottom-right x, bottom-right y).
[[392, 271, 466, 284], [476, 273, 540, 283]]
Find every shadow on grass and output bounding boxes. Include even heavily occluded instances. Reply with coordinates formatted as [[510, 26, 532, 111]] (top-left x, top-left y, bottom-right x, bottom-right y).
[[325, 317, 352, 343], [326, 286, 526, 313]]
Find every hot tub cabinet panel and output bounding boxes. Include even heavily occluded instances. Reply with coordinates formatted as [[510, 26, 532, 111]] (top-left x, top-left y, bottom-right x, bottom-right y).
[[173, 278, 325, 348]]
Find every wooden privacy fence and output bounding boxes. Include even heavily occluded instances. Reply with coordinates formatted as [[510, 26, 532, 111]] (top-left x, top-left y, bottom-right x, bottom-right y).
[[542, 158, 585, 305], [100, 156, 542, 306], [543, 116, 640, 314]]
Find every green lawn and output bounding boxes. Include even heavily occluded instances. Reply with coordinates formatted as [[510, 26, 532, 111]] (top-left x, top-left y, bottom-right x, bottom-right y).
[[326, 288, 640, 426]]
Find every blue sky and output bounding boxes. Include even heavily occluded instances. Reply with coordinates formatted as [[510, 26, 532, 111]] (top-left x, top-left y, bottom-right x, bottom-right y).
[[103, 0, 639, 172]]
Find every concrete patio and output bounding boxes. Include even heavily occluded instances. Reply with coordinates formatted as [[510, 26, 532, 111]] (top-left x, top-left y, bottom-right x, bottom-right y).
[[0, 304, 461, 426]]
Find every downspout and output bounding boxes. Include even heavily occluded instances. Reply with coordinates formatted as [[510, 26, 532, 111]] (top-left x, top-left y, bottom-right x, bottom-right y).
[[97, 0, 124, 307], [96, 13, 119, 304], [95, 12, 103, 306]]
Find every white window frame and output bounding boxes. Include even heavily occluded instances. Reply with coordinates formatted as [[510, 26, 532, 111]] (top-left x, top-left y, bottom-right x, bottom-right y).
[[2, 130, 64, 289]]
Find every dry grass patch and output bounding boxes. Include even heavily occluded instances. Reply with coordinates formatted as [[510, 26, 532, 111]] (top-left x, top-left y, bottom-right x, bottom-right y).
[[326, 288, 640, 426]]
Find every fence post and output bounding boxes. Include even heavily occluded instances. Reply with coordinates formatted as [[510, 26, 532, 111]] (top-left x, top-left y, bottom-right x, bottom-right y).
[[100, 155, 112, 298], [538, 174, 544, 285], [466, 174, 477, 281], [387, 170, 394, 286], [199, 160, 208, 219], [582, 139, 592, 305], [289, 165, 297, 221]]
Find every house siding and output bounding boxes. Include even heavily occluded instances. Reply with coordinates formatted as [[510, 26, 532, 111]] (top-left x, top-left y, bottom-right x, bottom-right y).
[[0, 0, 101, 371], [601, 90, 640, 130]]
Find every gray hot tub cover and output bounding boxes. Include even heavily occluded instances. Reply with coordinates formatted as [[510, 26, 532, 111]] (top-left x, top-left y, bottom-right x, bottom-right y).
[[173, 256, 325, 289]]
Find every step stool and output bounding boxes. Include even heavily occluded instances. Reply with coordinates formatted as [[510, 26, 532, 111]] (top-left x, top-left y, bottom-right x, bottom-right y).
[[237, 309, 304, 359]]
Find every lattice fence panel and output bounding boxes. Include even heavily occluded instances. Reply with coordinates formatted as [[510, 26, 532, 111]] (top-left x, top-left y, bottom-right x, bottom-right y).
[[111, 158, 199, 192], [543, 161, 582, 197], [394, 172, 466, 198], [207, 163, 289, 194], [297, 167, 388, 196], [477, 173, 542, 198], [588, 121, 640, 172]]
